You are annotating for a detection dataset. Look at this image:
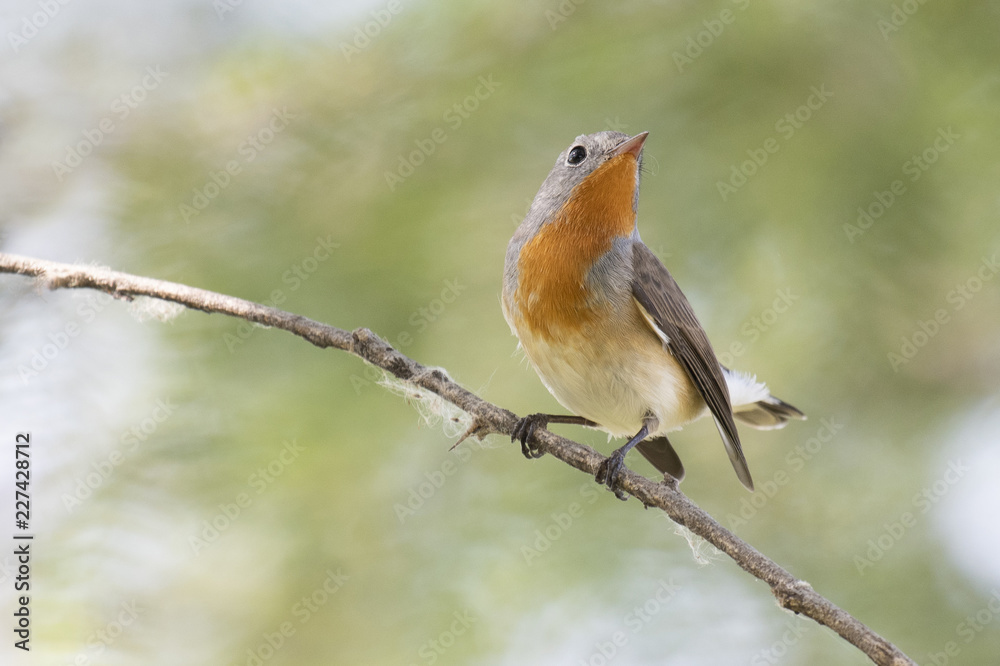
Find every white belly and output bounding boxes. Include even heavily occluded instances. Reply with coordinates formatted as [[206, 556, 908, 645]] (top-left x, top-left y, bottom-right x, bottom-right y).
[[512, 317, 707, 438]]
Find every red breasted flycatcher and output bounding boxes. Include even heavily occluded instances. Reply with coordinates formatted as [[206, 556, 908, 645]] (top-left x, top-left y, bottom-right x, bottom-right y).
[[502, 131, 804, 497]]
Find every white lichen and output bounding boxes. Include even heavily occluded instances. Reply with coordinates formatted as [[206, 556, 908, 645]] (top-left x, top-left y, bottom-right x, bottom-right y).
[[673, 523, 723, 567], [127, 296, 185, 323], [377, 366, 472, 439]]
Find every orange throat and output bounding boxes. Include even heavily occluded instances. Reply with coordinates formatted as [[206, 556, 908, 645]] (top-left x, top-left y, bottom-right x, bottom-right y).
[[515, 154, 638, 339]]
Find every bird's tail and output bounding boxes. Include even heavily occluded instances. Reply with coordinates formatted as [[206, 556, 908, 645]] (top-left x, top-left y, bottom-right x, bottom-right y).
[[733, 395, 806, 430], [636, 436, 685, 481], [723, 367, 806, 430]]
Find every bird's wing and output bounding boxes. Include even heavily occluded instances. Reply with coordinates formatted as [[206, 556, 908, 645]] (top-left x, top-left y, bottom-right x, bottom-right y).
[[631, 242, 754, 490]]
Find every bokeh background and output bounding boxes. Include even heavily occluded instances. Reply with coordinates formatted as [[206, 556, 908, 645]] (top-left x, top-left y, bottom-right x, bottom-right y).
[[2, 1, 999, 664]]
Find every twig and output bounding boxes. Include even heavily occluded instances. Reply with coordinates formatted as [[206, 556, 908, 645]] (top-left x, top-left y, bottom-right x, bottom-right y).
[[0, 252, 915, 666]]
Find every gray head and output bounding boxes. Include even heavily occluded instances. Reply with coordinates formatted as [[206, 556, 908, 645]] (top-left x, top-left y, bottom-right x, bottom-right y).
[[503, 131, 649, 296], [525, 131, 647, 231]]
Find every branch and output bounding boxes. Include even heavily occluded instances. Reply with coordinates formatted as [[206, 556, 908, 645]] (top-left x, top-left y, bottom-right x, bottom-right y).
[[0, 253, 915, 666]]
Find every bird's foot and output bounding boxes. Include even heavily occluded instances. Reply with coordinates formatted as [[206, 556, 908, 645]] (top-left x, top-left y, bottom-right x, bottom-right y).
[[511, 413, 551, 459], [596, 450, 629, 501]]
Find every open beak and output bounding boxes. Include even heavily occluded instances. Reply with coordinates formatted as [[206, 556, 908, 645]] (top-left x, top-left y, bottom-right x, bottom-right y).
[[611, 131, 649, 158]]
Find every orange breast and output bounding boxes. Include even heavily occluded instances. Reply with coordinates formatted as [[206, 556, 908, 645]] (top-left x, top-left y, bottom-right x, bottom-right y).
[[515, 154, 639, 340]]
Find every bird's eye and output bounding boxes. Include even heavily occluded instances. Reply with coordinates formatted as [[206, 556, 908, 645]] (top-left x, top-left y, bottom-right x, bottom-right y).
[[566, 145, 587, 166]]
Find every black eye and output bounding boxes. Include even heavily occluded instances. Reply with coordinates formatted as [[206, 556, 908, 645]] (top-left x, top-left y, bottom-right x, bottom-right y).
[[566, 145, 587, 166]]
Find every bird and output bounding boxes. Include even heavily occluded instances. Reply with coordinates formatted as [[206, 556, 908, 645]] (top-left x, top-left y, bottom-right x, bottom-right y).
[[501, 130, 804, 498]]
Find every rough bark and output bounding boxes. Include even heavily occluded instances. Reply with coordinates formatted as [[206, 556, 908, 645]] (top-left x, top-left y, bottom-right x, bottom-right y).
[[0, 253, 915, 666]]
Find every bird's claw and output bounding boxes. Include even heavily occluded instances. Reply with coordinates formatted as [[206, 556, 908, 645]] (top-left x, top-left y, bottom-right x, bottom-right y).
[[596, 451, 629, 501], [512, 414, 549, 459]]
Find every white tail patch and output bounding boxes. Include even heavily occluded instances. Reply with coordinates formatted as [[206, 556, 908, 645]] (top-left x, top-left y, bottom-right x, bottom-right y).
[[723, 368, 770, 409]]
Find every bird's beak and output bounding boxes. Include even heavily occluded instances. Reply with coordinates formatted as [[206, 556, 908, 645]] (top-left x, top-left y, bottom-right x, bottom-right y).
[[611, 131, 649, 158]]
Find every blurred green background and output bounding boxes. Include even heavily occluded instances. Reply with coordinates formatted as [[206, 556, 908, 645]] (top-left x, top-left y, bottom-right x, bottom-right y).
[[2, 1, 1000, 664]]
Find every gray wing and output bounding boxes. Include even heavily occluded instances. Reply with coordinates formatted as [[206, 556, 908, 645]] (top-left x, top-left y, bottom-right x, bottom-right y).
[[631, 243, 754, 491]]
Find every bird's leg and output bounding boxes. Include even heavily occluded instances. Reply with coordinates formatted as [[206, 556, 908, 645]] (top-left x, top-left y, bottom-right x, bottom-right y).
[[512, 414, 598, 459], [596, 416, 658, 500]]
